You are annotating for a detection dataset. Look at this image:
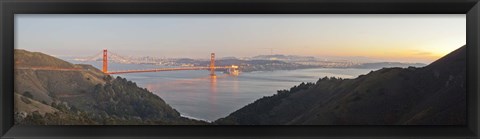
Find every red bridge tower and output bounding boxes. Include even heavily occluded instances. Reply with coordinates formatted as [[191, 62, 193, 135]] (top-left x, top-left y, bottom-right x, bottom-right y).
[[103, 49, 108, 73]]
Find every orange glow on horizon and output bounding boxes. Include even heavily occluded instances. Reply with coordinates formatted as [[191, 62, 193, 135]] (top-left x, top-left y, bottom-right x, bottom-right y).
[[287, 43, 463, 64]]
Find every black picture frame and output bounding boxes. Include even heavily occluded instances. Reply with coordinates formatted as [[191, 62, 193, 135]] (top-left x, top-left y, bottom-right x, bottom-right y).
[[1, 0, 479, 138]]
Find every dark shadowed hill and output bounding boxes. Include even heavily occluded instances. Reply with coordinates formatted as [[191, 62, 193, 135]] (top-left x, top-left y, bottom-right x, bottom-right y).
[[215, 45, 466, 125], [14, 49, 207, 125]]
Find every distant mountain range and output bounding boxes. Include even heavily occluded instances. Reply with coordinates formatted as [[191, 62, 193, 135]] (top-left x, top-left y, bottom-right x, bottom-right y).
[[199, 54, 427, 70], [227, 54, 396, 63], [251, 54, 317, 62], [215, 45, 466, 125], [351, 62, 426, 69]]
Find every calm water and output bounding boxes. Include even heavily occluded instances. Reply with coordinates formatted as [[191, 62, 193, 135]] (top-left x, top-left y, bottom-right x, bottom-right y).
[[69, 60, 374, 122]]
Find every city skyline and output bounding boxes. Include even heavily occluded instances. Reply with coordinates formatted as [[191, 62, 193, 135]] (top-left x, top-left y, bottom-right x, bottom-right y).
[[15, 14, 465, 64]]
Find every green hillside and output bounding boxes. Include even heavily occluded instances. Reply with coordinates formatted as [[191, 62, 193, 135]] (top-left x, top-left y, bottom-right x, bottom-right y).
[[215, 46, 466, 125], [14, 49, 207, 125]]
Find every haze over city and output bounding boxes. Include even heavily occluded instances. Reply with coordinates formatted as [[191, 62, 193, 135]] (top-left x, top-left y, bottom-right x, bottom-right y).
[[16, 14, 465, 64]]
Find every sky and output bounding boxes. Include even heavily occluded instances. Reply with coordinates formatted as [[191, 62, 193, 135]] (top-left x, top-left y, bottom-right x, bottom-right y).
[[15, 14, 465, 63]]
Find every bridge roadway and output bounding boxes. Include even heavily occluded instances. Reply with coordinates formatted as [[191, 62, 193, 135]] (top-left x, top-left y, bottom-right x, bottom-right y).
[[106, 66, 238, 74]]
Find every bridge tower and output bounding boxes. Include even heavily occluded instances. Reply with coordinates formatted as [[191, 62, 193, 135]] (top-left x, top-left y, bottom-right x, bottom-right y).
[[103, 49, 108, 73], [210, 53, 215, 76]]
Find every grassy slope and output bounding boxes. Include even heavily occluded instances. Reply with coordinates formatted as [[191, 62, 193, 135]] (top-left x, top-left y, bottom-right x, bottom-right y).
[[14, 93, 58, 116], [14, 49, 208, 125]]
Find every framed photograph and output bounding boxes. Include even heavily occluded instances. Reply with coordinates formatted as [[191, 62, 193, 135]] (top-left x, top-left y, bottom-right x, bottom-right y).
[[1, 0, 479, 138]]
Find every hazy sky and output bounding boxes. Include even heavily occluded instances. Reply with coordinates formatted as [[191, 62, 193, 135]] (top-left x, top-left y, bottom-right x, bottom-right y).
[[15, 14, 465, 63]]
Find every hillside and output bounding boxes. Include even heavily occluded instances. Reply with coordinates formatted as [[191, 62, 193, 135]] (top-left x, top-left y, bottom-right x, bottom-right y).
[[215, 46, 466, 125], [14, 49, 207, 125]]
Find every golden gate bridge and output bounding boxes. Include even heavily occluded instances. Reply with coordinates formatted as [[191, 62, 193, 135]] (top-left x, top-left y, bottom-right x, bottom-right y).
[[76, 49, 239, 76]]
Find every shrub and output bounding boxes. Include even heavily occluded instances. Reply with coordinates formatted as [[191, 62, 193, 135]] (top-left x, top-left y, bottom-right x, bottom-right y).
[[23, 91, 33, 99]]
